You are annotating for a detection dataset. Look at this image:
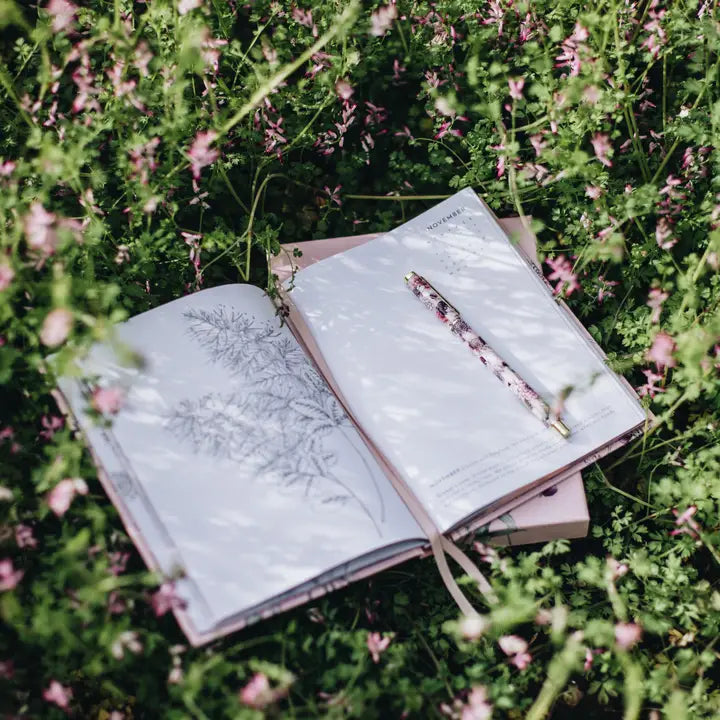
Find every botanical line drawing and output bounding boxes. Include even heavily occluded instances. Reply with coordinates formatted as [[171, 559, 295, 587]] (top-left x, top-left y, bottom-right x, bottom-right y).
[[164, 305, 386, 536]]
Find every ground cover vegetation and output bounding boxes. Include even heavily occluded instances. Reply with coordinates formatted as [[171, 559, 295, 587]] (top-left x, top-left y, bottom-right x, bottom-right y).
[[1, 0, 720, 717]]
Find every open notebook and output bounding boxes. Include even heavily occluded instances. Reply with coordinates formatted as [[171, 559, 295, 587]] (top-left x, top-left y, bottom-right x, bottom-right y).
[[55, 189, 646, 645]]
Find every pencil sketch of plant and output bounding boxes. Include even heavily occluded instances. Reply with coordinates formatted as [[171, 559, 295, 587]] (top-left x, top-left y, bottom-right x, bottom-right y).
[[164, 305, 386, 536]]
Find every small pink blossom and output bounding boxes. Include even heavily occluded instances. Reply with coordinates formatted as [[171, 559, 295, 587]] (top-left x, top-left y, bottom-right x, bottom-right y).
[[591, 133, 613, 167], [24, 202, 58, 255], [0, 559, 24, 591], [614, 622, 642, 650], [43, 680, 73, 709], [335, 80, 353, 100], [0, 264, 14, 292], [498, 635, 532, 669], [595, 275, 618, 303], [111, 631, 143, 659], [239, 673, 272, 708], [40, 308, 73, 347], [647, 288, 669, 323], [150, 582, 186, 616], [91, 387, 125, 415], [46, 0, 77, 33], [108, 591, 126, 615], [178, 0, 202, 14], [188, 130, 219, 184], [292, 7, 318, 36], [585, 185, 603, 200], [323, 185, 342, 207], [370, 5, 397, 36], [48, 478, 88, 517], [646, 331, 677, 369], [238, 671, 289, 708], [671, 505, 700, 539], [545, 255, 581, 296], [655, 217, 677, 249], [367, 631, 391, 663], [39, 414, 64, 440], [0, 160, 16, 177], [458, 614, 489, 640], [461, 686, 493, 720], [637, 369, 665, 398], [15, 524, 37, 549], [168, 662, 184, 684], [584, 647, 602, 671], [508, 78, 525, 100], [530, 134, 547, 157]]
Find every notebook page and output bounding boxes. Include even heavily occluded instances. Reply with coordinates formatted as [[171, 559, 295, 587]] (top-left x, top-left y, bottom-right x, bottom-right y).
[[58, 284, 424, 632], [289, 189, 647, 533]]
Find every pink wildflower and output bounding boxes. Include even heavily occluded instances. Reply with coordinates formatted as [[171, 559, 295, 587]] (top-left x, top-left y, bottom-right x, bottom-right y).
[[335, 80, 353, 100], [530, 134, 547, 157], [178, 0, 202, 14], [367, 631, 391, 663], [585, 185, 603, 200], [637, 369, 665, 398], [188, 130, 219, 185], [595, 275, 619, 303], [498, 635, 532, 670], [40, 308, 73, 347], [15, 524, 37, 550], [292, 7, 318, 37], [43, 680, 72, 709], [168, 662, 184, 685], [458, 614, 489, 640], [46, 0, 77, 33], [545, 255, 581, 296], [239, 674, 289, 709], [24, 202, 58, 255], [239, 673, 273, 708], [461, 686, 493, 720], [324, 185, 342, 207], [584, 647, 602, 671], [0, 559, 24, 591], [671, 505, 700, 539], [555, 23, 590, 76], [111, 631, 143, 660], [647, 288, 669, 323], [646, 331, 677, 369], [0, 264, 14, 292], [591, 133, 613, 167], [370, 5, 397, 36], [150, 582, 186, 616], [47, 478, 88, 517], [39, 414, 63, 440], [655, 218, 677, 249], [614, 622, 642, 650], [91, 387, 125, 415], [0, 160, 16, 177], [508, 78, 524, 100]]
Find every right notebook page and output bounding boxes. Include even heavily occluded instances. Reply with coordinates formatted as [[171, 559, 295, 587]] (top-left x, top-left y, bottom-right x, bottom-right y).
[[289, 188, 647, 533]]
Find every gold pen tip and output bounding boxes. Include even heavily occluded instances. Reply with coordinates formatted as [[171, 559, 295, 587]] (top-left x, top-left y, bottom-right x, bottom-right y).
[[404, 271, 415, 283], [551, 419, 571, 439]]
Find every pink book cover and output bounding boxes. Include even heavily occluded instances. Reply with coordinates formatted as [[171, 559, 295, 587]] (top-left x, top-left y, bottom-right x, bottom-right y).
[[270, 219, 590, 548]]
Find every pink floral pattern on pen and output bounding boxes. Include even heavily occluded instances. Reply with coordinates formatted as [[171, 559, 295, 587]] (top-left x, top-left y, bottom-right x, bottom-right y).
[[405, 271, 557, 428]]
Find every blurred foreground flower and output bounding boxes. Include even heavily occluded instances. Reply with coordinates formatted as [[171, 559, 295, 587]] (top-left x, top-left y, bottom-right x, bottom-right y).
[[47, 477, 88, 517]]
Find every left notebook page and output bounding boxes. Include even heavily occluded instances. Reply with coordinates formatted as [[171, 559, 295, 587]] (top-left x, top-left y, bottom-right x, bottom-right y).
[[56, 284, 425, 637]]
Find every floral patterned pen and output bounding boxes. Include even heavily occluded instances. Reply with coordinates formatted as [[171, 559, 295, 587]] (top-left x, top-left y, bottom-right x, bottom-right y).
[[404, 271, 571, 439]]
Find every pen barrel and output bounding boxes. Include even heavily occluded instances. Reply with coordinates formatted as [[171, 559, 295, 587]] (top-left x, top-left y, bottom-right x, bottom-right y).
[[406, 272, 556, 429]]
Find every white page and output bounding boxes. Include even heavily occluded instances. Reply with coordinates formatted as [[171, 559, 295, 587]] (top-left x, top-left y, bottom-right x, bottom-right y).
[[289, 188, 647, 532], [59, 284, 424, 632]]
